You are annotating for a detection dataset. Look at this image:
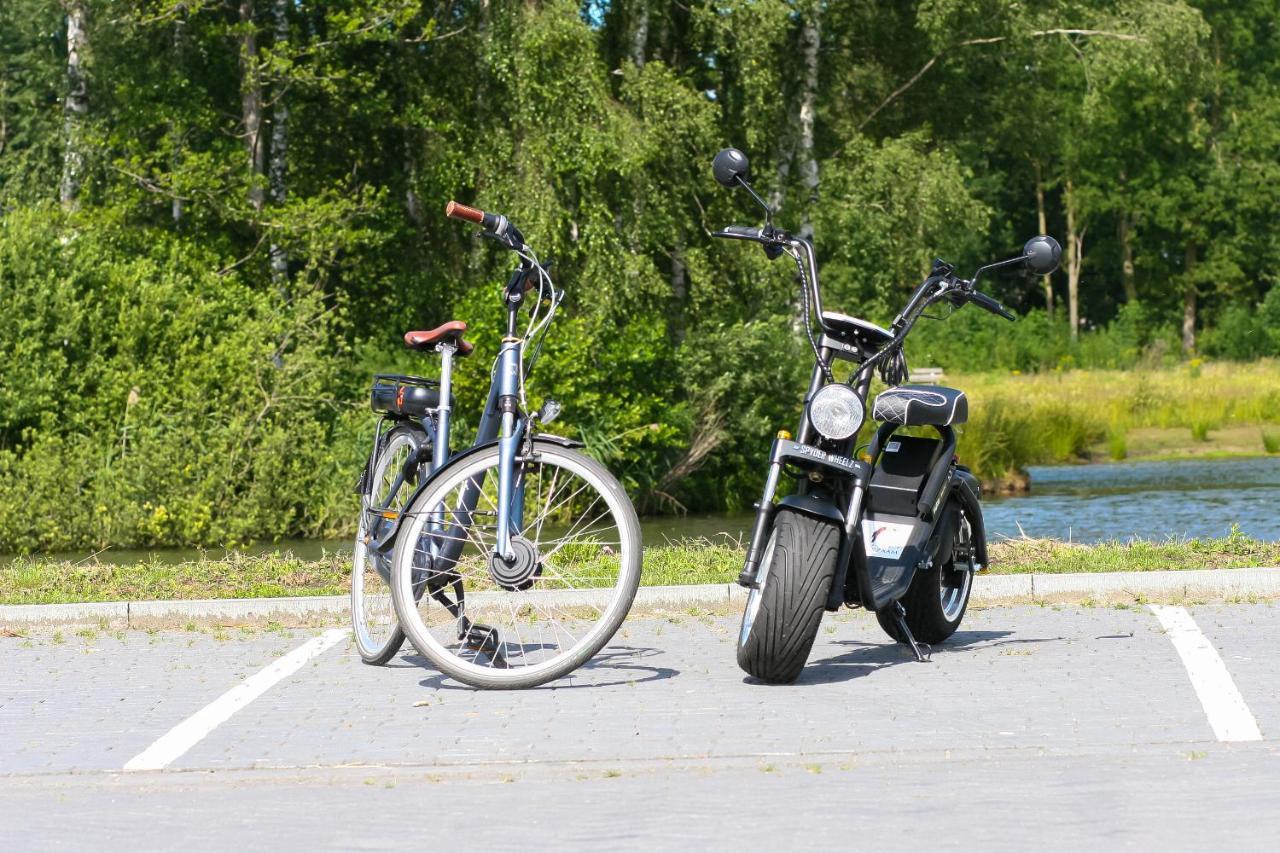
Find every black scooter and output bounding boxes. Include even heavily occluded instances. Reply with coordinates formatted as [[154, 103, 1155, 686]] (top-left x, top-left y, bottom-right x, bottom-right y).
[[711, 147, 1061, 684]]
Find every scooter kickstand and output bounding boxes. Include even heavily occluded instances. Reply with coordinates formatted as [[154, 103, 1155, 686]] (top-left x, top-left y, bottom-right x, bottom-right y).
[[892, 602, 931, 663]]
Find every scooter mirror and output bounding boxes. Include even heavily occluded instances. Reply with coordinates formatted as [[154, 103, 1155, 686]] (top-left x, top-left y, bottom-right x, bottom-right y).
[[1023, 235, 1062, 276], [713, 148, 751, 188]]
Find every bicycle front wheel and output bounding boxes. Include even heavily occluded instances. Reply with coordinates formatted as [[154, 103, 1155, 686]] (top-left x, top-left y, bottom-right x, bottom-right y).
[[390, 442, 641, 689]]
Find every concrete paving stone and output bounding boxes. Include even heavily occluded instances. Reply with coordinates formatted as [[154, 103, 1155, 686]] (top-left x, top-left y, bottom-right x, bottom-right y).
[[1187, 602, 1280, 738], [170, 605, 1213, 772], [2, 744, 1278, 852], [0, 627, 332, 774]]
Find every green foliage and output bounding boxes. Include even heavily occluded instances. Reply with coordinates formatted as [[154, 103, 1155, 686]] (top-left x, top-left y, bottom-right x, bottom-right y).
[[0, 1, 1277, 551], [0, 206, 360, 551]]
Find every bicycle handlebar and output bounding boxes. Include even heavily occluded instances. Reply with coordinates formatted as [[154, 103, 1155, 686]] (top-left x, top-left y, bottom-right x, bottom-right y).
[[445, 200, 507, 233]]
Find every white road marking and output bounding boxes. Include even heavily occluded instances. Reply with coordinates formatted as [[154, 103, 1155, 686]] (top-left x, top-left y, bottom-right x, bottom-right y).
[[1149, 605, 1262, 743], [123, 628, 348, 771]]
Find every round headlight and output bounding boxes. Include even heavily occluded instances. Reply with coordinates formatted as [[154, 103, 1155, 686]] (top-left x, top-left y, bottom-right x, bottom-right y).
[[809, 383, 864, 441]]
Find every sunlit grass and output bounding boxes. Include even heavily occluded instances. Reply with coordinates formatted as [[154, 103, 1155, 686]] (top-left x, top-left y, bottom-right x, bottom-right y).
[[3, 531, 1277, 605], [949, 359, 1280, 484]]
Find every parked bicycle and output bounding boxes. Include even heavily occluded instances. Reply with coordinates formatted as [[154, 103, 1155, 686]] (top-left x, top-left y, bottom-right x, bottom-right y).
[[351, 329, 472, 664], [710, 147, 1061, 683], [353, 201, 641, 689]]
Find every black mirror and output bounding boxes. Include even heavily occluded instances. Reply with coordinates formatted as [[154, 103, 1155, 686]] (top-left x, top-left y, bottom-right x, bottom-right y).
[[713, 148, 750, 188], [1023, 235, 1062, 276]]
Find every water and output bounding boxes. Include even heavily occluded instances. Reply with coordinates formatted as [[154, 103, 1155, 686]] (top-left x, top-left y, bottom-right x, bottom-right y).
[[16, 457, 1280, 565], [983, 456, 1280, 544]]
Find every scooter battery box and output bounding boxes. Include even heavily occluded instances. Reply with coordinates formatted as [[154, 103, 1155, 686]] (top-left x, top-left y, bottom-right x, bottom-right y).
[[867, 435, 943, 517], [860, 510, 932, 606]]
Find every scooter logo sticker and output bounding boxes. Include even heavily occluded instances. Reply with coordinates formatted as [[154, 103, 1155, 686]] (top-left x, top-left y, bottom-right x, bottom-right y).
[[861, 519, 914, 560]]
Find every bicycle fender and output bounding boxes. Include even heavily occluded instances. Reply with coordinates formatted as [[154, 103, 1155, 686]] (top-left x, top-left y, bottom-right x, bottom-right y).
[[373, 434, 586, 553]]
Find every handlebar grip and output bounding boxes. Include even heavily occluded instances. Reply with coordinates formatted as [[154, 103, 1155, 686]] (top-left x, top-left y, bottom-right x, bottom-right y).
[[446, 200, 485, 225], [445, 200, 510, 238], [713, 225, 774, 243], [971, 290, 1016, 321]]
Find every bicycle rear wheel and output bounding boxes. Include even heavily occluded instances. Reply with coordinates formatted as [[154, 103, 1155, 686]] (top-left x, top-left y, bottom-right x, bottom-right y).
[[351, 425, 423, 664], [390, 442, 641, 689]]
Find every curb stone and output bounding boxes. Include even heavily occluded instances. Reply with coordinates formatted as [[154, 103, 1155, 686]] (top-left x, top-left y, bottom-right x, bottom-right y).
[[2, 568, 1278, 629]]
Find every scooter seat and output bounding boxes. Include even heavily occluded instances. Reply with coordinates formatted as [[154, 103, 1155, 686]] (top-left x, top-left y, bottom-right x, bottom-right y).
[[873, 385, 968, 426]]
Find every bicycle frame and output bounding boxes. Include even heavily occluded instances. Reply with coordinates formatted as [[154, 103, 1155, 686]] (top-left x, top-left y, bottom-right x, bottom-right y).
[[375, 258, 554, 578]]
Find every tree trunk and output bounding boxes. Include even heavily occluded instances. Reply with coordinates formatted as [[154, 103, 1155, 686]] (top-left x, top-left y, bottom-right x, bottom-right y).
[[630, 1, 648, 69], [670, 233, 687, 345], [60, 2, 90, 209], [1118, 210, 1136, 303], [239, 1, 264, 212], [1182, 244, 1197, 354], [795, 1, 821, 241], [1032, 159, 1054, 317], [171, 4, 189, 224], [268, 0, 289, 292], [1064, 177, 1085, 339]]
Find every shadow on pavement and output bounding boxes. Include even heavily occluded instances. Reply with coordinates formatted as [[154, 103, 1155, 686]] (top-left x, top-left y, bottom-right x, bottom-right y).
[[784, 629, 1063, 686], [415, 645, 680, 691]]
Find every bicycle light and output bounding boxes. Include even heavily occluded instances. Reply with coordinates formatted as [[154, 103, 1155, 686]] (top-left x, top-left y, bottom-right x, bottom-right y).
[[809, 383, 864, 441]]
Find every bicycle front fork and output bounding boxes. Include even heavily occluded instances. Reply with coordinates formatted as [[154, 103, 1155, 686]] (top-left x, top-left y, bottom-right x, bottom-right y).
[[495, 339, 525, 561]]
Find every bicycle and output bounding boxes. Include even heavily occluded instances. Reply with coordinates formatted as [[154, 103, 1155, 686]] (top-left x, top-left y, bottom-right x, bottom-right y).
[[372, 201, 642, 689], [351, 325, 474, 664]]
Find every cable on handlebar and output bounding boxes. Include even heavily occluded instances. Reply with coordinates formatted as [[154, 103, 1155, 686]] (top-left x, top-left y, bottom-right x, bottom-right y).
[[788, 245, 834, 384]]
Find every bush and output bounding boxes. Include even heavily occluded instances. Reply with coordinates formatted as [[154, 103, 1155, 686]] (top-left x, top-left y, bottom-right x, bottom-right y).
[[0, 206, 360, 552], [906, 302, 1180, 374], [1202, 286, 1280, 361]]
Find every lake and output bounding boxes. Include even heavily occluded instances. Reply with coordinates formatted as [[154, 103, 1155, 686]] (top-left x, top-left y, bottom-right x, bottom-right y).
[[17, 456, 1280, 565]]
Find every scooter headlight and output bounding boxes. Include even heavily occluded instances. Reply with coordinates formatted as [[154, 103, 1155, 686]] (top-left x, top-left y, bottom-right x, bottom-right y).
[[808, 383, 864, 442]]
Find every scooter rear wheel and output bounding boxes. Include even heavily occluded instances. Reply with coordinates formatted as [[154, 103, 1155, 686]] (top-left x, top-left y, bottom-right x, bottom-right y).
[[737, 508, 840, 684], [876, 499, 975, 645]]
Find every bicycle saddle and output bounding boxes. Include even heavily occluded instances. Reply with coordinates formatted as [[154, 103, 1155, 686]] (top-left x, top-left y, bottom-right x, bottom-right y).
[[404, 320, 474, 356]]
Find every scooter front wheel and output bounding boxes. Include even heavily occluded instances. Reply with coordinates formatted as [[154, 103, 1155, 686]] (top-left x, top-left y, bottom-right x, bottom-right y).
[[737, 508, 840, 684]]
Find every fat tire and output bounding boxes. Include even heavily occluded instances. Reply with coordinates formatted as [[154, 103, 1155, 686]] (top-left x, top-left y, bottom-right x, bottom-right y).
[[351, 424, 422, 665], [876, 499, 974, 645], [737, 509, 840, 684]]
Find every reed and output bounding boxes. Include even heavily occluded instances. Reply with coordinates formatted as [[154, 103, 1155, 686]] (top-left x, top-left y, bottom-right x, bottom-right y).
[[1263, 429, 1280, 454], [950, 359, 1280, 484], [1107, 423, 1128, 460]]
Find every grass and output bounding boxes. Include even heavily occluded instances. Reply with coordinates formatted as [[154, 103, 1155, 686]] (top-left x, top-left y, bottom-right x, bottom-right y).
[[1263, 429, 1280, 454], [3, 533, 1279, 605], [950, 359, 1280, 488]]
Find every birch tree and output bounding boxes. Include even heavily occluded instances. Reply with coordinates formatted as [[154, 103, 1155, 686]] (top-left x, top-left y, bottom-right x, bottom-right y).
[[59, 1, 89, 208]]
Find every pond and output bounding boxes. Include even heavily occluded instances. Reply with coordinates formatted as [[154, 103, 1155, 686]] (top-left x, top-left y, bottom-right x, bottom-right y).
[[17, 456, 1280, 565], [983, 456, 1280, 543]]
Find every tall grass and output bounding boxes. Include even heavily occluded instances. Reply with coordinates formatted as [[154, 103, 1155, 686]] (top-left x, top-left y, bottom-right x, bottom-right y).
[[1263, 429, 1280, 454], [951, 360, 1280, 485], [1107, 423, 1128, 460]]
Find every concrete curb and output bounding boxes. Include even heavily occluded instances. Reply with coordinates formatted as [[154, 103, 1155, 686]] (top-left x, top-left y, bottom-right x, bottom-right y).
[[3, 568, 1279, 629]]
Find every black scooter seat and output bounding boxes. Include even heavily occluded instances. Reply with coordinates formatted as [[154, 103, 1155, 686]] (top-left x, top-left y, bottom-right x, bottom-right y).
[[873, 385, 968, 426]]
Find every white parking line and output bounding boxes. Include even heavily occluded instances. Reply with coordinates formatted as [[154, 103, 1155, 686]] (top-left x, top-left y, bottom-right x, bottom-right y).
[[1149, 605, 1262, 743], [123, 628, 347, 772]]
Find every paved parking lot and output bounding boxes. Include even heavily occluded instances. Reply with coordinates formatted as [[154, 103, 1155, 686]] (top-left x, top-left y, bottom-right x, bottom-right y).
[[3, 603, 1278, 850]]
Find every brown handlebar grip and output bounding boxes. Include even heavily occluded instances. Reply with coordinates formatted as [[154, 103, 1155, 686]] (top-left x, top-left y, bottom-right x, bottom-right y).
[[445, 200, 485, 224]]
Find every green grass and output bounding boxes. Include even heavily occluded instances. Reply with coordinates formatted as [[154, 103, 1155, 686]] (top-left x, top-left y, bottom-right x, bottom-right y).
[[985, 527, 1280, 575], [3, 533, 1278, 605], [1263, 429, 1280, 454], [1107, 423, 1128, 460]]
